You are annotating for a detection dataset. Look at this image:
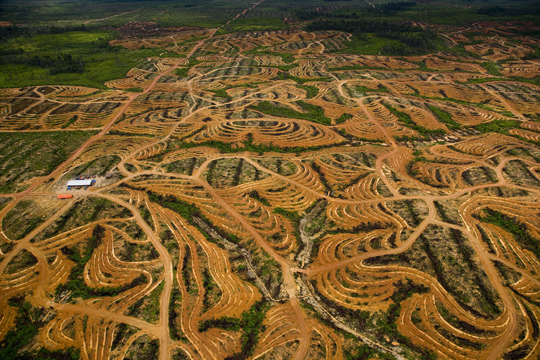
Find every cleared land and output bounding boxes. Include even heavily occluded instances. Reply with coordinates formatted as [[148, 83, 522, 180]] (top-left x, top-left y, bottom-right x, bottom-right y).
[[2, 2, 540, 360]]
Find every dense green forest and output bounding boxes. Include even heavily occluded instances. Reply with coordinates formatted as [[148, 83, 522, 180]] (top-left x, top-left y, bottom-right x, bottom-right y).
[[1, 0, 540, 87]]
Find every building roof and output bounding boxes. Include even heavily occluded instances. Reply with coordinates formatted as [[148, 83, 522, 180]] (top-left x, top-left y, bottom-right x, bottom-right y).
[[67, 179, 94, 186]]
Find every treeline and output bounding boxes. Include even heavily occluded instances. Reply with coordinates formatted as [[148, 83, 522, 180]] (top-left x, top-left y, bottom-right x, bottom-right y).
[[2, 296, 81, 360], [296, 2, 416, 20], [0, 24, 89, 42], [377, 1, 417, 13], [0, 53, 85, 75], [0, 36, 115, 75], [305, 19, 438, 56], [475, 4, 540, 17]]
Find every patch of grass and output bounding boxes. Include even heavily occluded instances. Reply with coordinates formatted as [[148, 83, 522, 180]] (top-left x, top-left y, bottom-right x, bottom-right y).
[[475, 120, 519, 134], [0, 131, 97, 193], [385, 103, 445, 138], [224, 300, 271, 360], [139, 205, 154, 230], [248, 190, 270, 206], [210, 88, 230, 98], [296, 84, 319, 99], [375, 279, 431, 350], [335, 113, 353, 125], [0, 30, 164, 89], [273, 207, 301, 223], [249, 100, 331, 126], [480, 208, 540, 261], [221, 17, 289, 33], [175, 67, 190, 78], [146, 281, 164, 323], [427, 105, 461, 130], [356, 84, 389, 93], [179, 136, 339, 154], [199, 317, 240, 332], [481, 62, 502, 76], [61, 115, 78, 129]]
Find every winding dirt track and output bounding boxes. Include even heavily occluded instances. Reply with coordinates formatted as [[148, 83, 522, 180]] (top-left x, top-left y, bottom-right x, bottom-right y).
[[192, 177, 311, 360], [0, 2, 286, 359]]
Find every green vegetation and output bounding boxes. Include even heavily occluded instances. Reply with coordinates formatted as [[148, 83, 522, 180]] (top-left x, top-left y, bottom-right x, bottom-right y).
[[202, 267, 221, 310], [225, 301, 270, 360], [172, 136, 341, 155], [1, 296, 80, 360], [356, 84, 389, 93], [427, 105, 461, 130], [62, 115, 78, 129], [244, 49, 295, 64], [335, 113, 353, 124], [56, 225, 148, 299], [0, 298, 40, 360], [276, 72, 331, 84], [2, 200, 46, 240], [147, 191, 199, 221], [312, 277, 435, 360], [273, 207, 301, 223], [210, 88, 230, 98], [67, 155, 120, 177], [0, 197, 11, 212], [199, 301, 271, 359], [199, 317, 241, 332], [297, 84, 319, 99], [385, 103, 445, 138], [168, 287, 185, 341], [371, 225, 502, 319], [219, 16, 289, 33], [36, 197, 131, 241], [146, 190, 241, 245], [139, 205, 154, 230], [375, 279, 434, 359], [327, 64, 387, 72], [475, 120, 519, 135], [250, 100, 331, 126], [481, 62, 502, 76], [434, 201, 461, 226], [248, 190, 270, 207], [311, 161, 331, 192], [0, 30, 164, 89], [0, 131, 96, 193], [175, 68, 190, 78], [175, 59, 203, 78], [480, 208, 540, 262], [344, 343, 395, 360], [146, 282, 165, 323], [306, 19, 438, 56]]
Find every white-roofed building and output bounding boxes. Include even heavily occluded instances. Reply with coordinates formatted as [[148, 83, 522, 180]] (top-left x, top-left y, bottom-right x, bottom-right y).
[[67, 179, 95, 187]]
